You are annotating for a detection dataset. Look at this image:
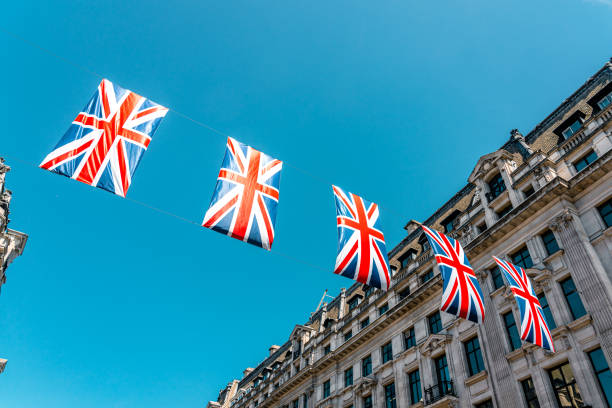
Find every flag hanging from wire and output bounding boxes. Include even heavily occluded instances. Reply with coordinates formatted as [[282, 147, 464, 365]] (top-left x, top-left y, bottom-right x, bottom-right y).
[[493, 257, 555, 352], [202, 137, 283, 250], [40, 79, 167, 197], [332, 185, 391, 290], [422, 226, 485, 324]]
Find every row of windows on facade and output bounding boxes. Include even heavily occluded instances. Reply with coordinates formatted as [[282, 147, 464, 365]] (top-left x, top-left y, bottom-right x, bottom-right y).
[[317, 344, 611, 408]]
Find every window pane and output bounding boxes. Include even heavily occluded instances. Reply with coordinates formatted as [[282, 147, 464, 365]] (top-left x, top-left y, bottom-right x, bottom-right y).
[[548, 363, 583, 408], [503, 311, 522, 351], [409, 370, 421, 404], [537, 292, 557, 330], [598, 199, 612, 228], [561, 277, 587, 320], [491, 265, 505, 290], [521, 377, 541, 408], [384, 383, 396, 408], [464, 337, 485, 376], [362, 355, 372, 376], [488, 173, 506, 200], [541, 230, 560, 256], [363, 396, 372, 408], [511, 246, 533, 269], [404, 327, 416, 349], [428, 312, 442, 334], [381, 342, 393, 364], [588, 348, 612, 407]]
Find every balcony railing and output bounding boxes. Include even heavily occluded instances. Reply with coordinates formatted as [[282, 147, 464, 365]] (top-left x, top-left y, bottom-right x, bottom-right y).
[[424, 380, 455, 405]]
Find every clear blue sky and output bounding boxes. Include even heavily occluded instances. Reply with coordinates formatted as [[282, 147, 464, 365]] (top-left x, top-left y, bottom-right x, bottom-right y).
[[1, 1, 610, 407]]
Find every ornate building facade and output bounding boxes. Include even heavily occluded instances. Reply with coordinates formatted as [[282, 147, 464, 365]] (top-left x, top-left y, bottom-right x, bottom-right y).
[[208, 60, 612, 408]]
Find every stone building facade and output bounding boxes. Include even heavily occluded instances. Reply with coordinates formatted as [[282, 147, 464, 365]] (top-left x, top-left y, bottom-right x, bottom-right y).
[[207, 60, 612, 408]]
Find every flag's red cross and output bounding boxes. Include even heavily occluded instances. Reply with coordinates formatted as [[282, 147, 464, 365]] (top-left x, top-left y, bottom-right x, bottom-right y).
[[423, 228, 485, 319], [335, 190, 387, 283], [204, 147, 280, 240], [40, 81, 162, 193], [507, 263, 545, 346]]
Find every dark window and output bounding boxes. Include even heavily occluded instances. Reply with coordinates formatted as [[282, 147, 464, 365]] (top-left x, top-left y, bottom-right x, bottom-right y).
[[476, 222, 487, 234], [562, 119, 582, 139], [322, 380, 331, 399], [409, 370, 422, 404], [362, 355, 372, 377], [548, 362, 583, 408], [521, 377, 541, 408], [254, 401, 258, 407], [464, 337, 485, 376], [523, 185, 535, 198], [588, 348, 612, 407], [384, 383, 397, 408], [496, 204, 513, 219], [491, 265, 505, 290], [303, 394, 308, 408], [541, 230, 560, 256], [442, 211, 461, 233], [598, 91, 612, 110], [292, 399, 299, 408], [344, 367, 353, 387], [428, 312, 443, 334], [573, 150, 598, 172], [419, 233, 431, 252], [404, 327, 416, 349], [488, 173, 506, 200], [379, 303, 389, 316], [360, 317, 370, 329], [344, 330, 352, 342], [399, 250, 417, 269], [399, 287, 411, 300], [537, 292, 556, 330], [348, 297, 359, 312], [324, 344, 331, 355], [503, 311, 522, 351], [474, 401, 493, 408], [381, 341, 393, 364], [511, 246, 533, 269], [434, 354, 451, 394], [561, 277, 587, 320], [421, 269, 434, 284], [598, 198, 612, 228], [363, 395, 372, 408], [364, 285, 376, 297]]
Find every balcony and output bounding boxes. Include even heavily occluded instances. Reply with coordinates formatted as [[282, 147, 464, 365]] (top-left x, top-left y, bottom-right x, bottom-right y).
[[424, 381, 456, 406]]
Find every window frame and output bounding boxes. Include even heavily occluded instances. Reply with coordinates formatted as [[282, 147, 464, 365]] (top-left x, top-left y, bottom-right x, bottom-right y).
[[487, 173, 506, 201], [587, 347, 612, 408], [322, 379, 331, 399], [463, 336, 485, 377], [511, 246, 533, 269], [428, 311, 443, 334], [547, 362, 583, 408], [598, 198, 612, 229], [503, 311, 522, 351], [408, 369, 422, 405], [540, 229, 560, 256], [520, 377, 541, 408], [344, 366, 354, 388], [490, 265, 505, 290], [378, 303, 389, 316], [381, 341, 393, 364], [537, 291, 556, 331], [560, 276, 587, 320], [573, 150, 598, 173], [404, 327, 416, 350], [361, 355, 372, 377], [384, 382, 397, 408], [360, 317, 370, 329], [347, 296, 360, 312], [562, 119, 582, 139]]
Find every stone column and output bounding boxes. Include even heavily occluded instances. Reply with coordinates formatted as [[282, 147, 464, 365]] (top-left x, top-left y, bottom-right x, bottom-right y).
[[474, 179, 496, 227], [549, 208, 612, 361], [392, 361, 408, 408]]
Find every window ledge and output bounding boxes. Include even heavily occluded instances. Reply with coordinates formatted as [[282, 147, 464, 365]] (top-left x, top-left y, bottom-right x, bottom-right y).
[[487, 190, 510, 210], [567, 314, 592, 331], [505, 347, 525, 362], [374, 359, 394, 375], [543, 249, 564, 263], [464, 370, 488, 386]]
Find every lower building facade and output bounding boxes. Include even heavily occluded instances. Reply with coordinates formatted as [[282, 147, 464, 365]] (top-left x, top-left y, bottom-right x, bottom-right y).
[[207, 60, 612, 408]]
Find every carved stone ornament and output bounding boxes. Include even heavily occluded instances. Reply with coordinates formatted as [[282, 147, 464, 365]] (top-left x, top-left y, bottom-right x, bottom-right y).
[[549, 210, 574, 232], [419, 334, 452, 357]]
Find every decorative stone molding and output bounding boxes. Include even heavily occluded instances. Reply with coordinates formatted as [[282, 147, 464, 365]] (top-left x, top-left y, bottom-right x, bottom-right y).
[[419, 334, 453, 357], [549, 209, 574, 232], [354, 376, 376, 396], [464, 370, 488, 387], [0, 358, 6, 374]]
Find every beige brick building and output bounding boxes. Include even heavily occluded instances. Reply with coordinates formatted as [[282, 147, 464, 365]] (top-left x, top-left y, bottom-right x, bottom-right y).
[[208, 60, 612, 408]]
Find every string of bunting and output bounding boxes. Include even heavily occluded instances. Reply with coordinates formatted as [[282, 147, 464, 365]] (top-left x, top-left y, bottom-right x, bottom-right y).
[[1, 27, 556, 353]]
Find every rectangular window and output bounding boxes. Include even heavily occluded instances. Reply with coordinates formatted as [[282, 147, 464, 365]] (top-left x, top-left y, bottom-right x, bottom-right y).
[[384, 383, 396, 408], [548, 362, 583, 408], [598, 198, 612, 228], [303, 394, 308, 408], [381, 341, 393, 364], [344, 330, 353, 342], [348, 297, 359, 312], [474, 401, 493, 408], [491, 265, 505, 290], [523, 185, 535, 198], [344, 367, 353, 387], [541, 229, 560, 256], [404, 327, 416, 349], [464, 337, 485, 376], [562, 119, 582, 139], [496, 204, 513, 219], [428, 311, 443, 334], [588, 348, 612, 407], [324, 344, 331, 355], [537, 292, 556, 330], [488, 173, 506, 200], [521, 377, 541, 408], [399, 251, 416, 269], [503, 311, 522, 351], [360, 317, 370, 329], [362, 355, 372, 377], [598, 91, 612, 110], [292, 399, 299, 408], [364, 285, 375, 297], [421, 269, 434, 284], [322, 380, 330, 399], [408, 370, 422, 404], [399, 287, 410, 300], [561, 277, 587, 320], [573, 150, 598, 172], [379, 303, 389, 315], [511, 246, 533, 269], [363, 395, 372, 408], [434, 354, 451, 394]]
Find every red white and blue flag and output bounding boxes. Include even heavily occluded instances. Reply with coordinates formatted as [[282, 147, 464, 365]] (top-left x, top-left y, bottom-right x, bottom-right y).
[[422, 226, 485, 324], [493, 257, 555, 352], [203, 137, 282, 250], [332, 186, 391, 291], [40, 79, 167, 197]]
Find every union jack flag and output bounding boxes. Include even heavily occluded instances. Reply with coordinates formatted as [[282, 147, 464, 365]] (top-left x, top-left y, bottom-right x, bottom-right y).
[[493, 257, 555, 352], [40, 79, 167, 197], [422, 226, 485, 324], [332, 186, 390, 291], [203, 137, 282, 250]]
